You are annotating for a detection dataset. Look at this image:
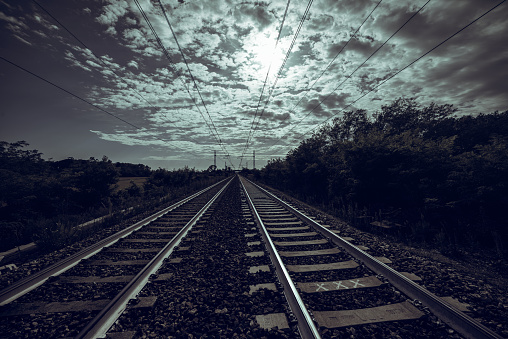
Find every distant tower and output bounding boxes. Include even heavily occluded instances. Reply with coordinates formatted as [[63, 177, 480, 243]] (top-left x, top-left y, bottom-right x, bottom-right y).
[[253, 150, 255, 169]]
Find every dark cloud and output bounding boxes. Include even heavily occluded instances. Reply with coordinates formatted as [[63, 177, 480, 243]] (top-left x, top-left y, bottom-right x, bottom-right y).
[[260, 110, 290, 122], [357, 72, 394, 93], [323, 92, 351, 109], [307, 13, 335, 32], [303, 98, 330, 118], [234, 3, 274, 31], [425, 45, 508, 107], [273, 99, 283, 107], [345, 36, 377, 58], [374, 1, 506, 57], [321, 0, 376, 16]]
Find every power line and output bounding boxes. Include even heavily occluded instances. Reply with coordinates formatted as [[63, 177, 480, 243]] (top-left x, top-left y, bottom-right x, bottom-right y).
[[279, 0, 507, 151], [31, 0, 214, 157], [249, 0, 314, 147], [133, 0, 234, 168], [241, 0, 291, 161], [0, 55, 188, 152], [240, 0, 314, 167], [31, 0, 156, 111], [134, 0, 232, 167], [32, 0, 187, 142], [156, 0, 234, 168], [274, 0, 383, 129], [268, 0, 431, 151]]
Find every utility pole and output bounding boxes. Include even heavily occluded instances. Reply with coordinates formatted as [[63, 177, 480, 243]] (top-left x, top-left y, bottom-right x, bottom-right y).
[[253, 150, 255, 170], [214, 150, 216, 168]]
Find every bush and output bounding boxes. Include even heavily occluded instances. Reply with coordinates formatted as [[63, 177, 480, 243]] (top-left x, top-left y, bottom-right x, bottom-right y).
[[257, 99, 508, 256]]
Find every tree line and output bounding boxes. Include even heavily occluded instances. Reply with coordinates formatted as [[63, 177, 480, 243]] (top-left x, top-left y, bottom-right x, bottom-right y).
[[0, 141, 225, 251], [253, 98, 507, 256]]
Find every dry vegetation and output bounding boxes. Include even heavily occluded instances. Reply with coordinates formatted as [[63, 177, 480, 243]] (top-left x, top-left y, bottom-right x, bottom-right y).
[[115, 177, 148, 192]]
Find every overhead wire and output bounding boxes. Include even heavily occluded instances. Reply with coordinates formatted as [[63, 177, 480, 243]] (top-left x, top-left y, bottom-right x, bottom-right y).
[[156, 0, 234, 168], [30, 0, 211, 156], [240, 0, 291, 162], [32, 0, 157, 111], [239, 0, 314, 167], [0, 55, 189, 152], [276, 0, 507, 153], [274, 0, 383, 129], [267, 0, 431, 152], [244, 0, 314, 156], [133, 0, 234, 167]]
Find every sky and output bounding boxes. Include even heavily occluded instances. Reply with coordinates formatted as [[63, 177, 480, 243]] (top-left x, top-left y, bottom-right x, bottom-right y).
[[1, 0, 507, 171]]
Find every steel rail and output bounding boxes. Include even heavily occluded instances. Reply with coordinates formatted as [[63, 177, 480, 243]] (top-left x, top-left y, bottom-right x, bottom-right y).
[[239, 176, 321, 339], [77, 176, 234, 339], [0, 177, 230, 307], [246, 177, 502, 339]]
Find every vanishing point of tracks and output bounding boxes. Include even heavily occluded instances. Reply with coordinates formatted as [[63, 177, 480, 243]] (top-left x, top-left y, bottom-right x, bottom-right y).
[[0, 175, 503, 338]]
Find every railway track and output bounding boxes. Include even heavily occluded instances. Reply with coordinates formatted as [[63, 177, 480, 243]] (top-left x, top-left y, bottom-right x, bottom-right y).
[[0, 177, 232, 338], [239, 176, 502, 339], [0, 175, 504, 338]]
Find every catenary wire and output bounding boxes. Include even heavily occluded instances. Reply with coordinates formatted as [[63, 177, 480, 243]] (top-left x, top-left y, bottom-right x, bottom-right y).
[[240, 0, 314, 168], [133, 0, 234, 168], [241, 0, 291, 162], [156, 0, 233, 167], [0, 55, 196, 154], [274, 0, 507, 154], [30, 0, 211, 154], [275, 0, 383, 129], [267, 0, 431, 151], [243, 0, 314, 158], [32, 0, 157, 111], [134, 0, 231, 166]]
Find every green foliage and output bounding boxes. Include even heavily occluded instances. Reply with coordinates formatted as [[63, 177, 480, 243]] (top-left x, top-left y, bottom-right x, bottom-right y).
[[259, 98, 508, 256]]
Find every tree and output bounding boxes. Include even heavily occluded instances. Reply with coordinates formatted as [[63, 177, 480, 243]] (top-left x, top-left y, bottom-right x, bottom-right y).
[[257, 99, 508, 254], [74, 156, 119, 209]]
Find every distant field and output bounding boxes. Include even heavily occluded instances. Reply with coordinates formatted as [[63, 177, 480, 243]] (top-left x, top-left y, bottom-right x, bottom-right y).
[[116, 177, 149, 191]]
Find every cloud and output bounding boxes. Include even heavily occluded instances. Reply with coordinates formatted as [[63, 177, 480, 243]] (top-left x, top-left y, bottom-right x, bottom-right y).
[[143, 155, 189, 161], [90, 129, 171, 148], [85, 60, 101, 69], [13, 34, 32, 46], [0, 11, 28, 29], [64, 50, 92, 72], [125, 16, 137, 25], [306, 13, 335, 32], [127, 60, 139, 69], [323, 92, 352, 109], [262, 110, 291, 122], [303, 97, 331, 118], [96, 0, 130, 27], [233, 3, 275, 31]]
